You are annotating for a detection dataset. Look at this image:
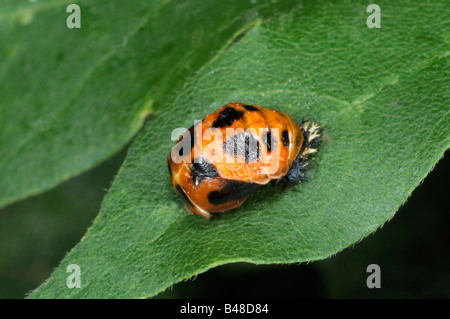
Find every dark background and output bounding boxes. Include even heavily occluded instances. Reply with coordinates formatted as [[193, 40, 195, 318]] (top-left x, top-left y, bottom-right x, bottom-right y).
[[0, 142, 448, 298]]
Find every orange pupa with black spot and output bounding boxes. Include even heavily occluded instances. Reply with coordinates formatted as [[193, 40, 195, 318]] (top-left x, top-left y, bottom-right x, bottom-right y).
[[168, 102, 321, 219]]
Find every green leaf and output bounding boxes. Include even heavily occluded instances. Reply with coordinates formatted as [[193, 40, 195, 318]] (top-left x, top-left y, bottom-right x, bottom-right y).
[[0, 0, 297, 208], [30, 0, 449, 298]]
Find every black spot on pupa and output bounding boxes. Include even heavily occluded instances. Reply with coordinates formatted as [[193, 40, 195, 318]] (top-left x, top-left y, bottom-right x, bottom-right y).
[[212, 107, 244, 128], [262, 131, 274, 152], [191, 157, 219, 186], [223, 131, 260, 162], [281, 130, 290, 147], [243, 104, 258, 111], [296, 135, 300, 147], [189, 126, 195, 144], [208, 180, 259, 205], [177, 144, 184, 157], [178, 125, 196, 157], [175, 185, 195, 210]]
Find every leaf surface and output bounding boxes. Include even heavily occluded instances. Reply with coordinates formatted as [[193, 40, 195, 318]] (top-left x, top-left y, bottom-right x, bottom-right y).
[[29, 0, 449, 298]]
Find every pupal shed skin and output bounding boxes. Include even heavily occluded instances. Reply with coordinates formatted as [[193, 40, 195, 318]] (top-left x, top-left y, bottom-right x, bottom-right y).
[[167, 102, 322, 219]]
